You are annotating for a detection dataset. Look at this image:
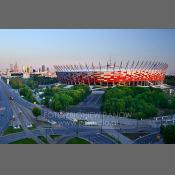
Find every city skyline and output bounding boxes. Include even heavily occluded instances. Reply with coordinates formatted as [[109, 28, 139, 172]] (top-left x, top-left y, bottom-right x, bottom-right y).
[[0, 29, 174, 74]]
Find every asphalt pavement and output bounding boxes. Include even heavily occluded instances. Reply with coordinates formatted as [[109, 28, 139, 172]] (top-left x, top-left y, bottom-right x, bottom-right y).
[[134, 132, 161, 144], [0, 79, 13, 133], [69, 91, 103, 113], [0, 79, 166, 144]]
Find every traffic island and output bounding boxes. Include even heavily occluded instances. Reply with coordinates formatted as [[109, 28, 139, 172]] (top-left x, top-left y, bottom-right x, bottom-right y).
[[38, 136, 49, 144], [3, 126, 23, 136], [9, 138, 37, 144], [66, 137, 90, 144]]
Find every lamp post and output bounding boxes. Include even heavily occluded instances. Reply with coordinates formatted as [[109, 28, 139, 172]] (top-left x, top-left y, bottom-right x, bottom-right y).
[[118, 115, 120, 142], [161, 116, 163, 127], [45, 128, 48, 140], [100, 113, 104, 134], [76, 119, 80, 137], [136, 119, 139, 130]]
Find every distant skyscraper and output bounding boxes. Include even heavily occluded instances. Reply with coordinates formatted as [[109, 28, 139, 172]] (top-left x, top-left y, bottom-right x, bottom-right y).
[[10, 64, 14, 72], [47, 67, 50, 72], [30, 66, 33, 73], [14, 62, 19, 72], [26, 66, 30, 73], [22, 66, 26, 73], [42, 65, 45, 72]]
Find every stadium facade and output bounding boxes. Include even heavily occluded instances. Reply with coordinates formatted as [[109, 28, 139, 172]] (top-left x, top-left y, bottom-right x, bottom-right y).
[[54, 61, 168, 86]]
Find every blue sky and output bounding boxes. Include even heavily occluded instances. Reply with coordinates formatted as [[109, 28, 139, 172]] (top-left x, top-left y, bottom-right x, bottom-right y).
[[0, 29, 174, 74]]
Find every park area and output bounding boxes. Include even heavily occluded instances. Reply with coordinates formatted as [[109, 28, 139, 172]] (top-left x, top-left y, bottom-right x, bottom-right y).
[[101, 86, 175, 119]]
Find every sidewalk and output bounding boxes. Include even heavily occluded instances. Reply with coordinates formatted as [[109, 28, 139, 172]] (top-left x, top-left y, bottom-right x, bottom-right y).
[[103, 126, 134, 144]]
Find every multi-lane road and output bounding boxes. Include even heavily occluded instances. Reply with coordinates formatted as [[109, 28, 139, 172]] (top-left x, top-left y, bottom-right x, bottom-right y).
[[0, 79, 170, 144], [0, 79, 13, 133], [0, 79, 117, 144]]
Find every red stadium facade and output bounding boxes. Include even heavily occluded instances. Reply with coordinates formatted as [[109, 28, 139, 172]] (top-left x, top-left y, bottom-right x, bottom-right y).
[[54, 61, 168, 86]]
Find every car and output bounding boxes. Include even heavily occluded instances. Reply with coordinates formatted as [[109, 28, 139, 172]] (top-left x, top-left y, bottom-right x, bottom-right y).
[[0, 107, 5, 111], [13, 125, 20, 129], [85, 121, 97, 126], [47, 119, 57, 125], [9, 96, 14, 100], [27, 123, 33, 128], [19, 110, 22, 115]]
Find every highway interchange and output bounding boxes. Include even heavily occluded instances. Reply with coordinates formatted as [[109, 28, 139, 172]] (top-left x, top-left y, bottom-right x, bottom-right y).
[[0, 78, 172, 144], [0, 79, 118, 144]]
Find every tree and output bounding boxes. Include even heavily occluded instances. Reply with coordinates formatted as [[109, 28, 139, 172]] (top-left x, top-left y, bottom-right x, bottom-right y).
[[162, 125, 175, 144], [101, 86, 169, 119], [10, 78, 24, 89], [51, 96, 62, 111], [160, 125, 165, 135], [32, 107, 41, 118], [19, 86, 36, 103], [25, 79, 38, 89], [20, 87, 29, 97], [171, 97, 175, 110], [116, 99, 125, 113]]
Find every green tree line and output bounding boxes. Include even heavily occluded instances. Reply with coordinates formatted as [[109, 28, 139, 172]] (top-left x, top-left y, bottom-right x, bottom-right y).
[[9, 78, 37, 103], [164, 75, 175, 86], [160, 125, 175, 144], [101, 86, 175, 119], [41, 85, 90, 111], [25, 76, 58, 89]]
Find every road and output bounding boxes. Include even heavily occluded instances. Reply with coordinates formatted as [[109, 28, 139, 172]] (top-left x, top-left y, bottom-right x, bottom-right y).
[[0, 79, 116, 144], [4, 78, 167, 131], [1, 79, 169, 144], [80, 132, 116, 144], [69, 91, 103, 113], [0, 79, 38, 110], [0, 127, 116, 144], [9, 99, 45, 143], [134, 132, 161, 144], [0, 79, 13, 133]]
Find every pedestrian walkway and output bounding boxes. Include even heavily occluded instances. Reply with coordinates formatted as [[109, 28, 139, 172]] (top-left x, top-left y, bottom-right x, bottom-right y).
[[56, 135, 75, 144], [103, 126, 133, 144]]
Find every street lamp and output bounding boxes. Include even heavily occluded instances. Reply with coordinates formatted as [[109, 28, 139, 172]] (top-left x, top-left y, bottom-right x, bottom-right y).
[[45, 128, 48, 140], [76, 119, 80, 137], [100, 113, 104, 134], [136, 119, 139, 130], [118, 117, 120, 142]]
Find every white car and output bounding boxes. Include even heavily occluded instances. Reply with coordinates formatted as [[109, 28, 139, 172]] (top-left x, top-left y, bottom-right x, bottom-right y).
[[0, 107, 5, 111], [85, 121, 97, 126], [13, 125, 20, 129], [48, 119, 57, 125], [27, 123, 33, 128]]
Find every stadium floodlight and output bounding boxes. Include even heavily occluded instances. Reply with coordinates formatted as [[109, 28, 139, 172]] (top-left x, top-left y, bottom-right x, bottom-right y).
[[54, 60, 168, 86]]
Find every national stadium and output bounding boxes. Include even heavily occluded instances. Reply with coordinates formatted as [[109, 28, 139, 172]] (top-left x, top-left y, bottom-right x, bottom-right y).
[[54, 60, 168, 86]]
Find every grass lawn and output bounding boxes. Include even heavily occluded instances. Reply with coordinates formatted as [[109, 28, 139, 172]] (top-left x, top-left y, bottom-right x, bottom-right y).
[[123, 132, 149, 140], [38, 136, 49, 144], [3, 126, 23, 136], [66, 137, 90, 144], [9, 138, 37, 144], [50, 135, 60, 140]]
